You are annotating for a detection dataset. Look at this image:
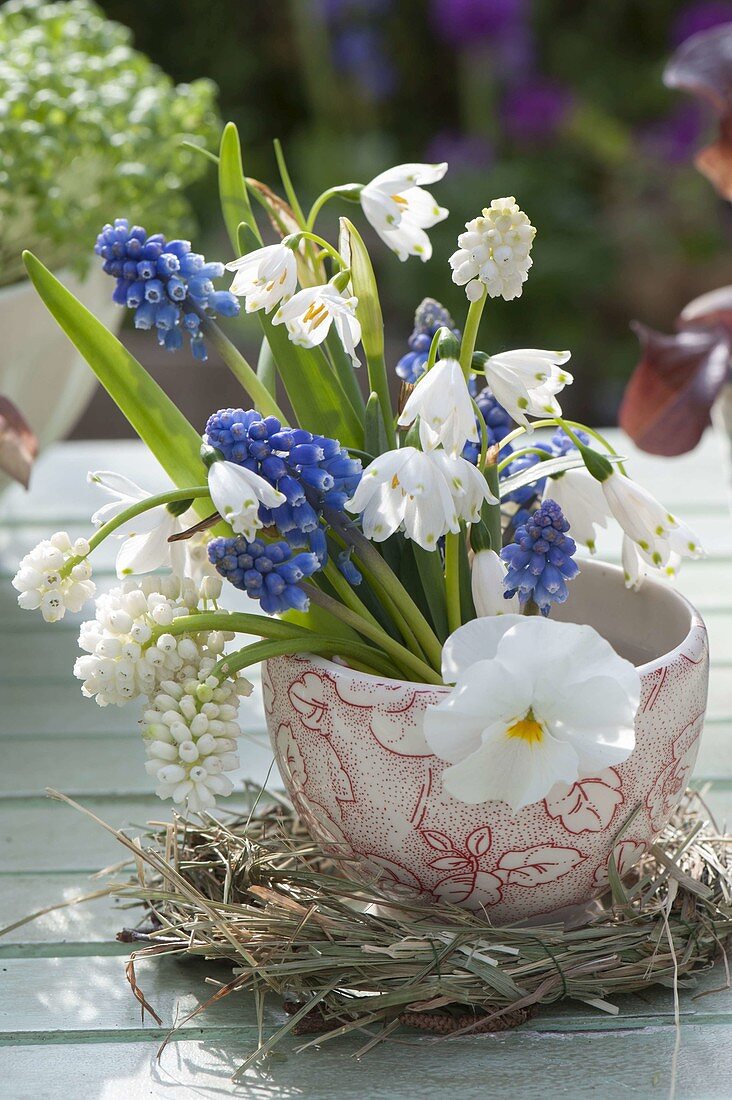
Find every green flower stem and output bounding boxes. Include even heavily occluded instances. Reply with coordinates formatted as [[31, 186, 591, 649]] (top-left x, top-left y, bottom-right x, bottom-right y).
[[499, 418, 620, 459], [273, 138, 307, 228], [371, 584, 428, 663], [496, 446, 557, 474], [151, 611, 316, 644], [195, 313, 286, 421], [322, 560, 382, 632], [458, 286, 487, 377], [290, 231, 344, 270], [366, 350, 397, 450], [307, 587, 443, 685], [324, 507, 443, 671], [306, 187, 346, 232], [483, 457, 502, 552], [214, 635, 395, 682], [444, 532, 462, 635]]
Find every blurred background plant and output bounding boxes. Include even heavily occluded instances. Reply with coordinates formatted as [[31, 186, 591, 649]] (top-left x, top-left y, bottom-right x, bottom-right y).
[[0, 0, 221, 289], [7, 0, 732, 431]]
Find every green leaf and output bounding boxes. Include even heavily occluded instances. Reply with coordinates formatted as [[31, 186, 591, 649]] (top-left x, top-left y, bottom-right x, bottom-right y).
[[23, 252, 207, 496], [256, 336, 278, 399], [364, 391, 389, 456], [500, 452, 624, 498], [219, 122, 260, 251], [409, 543, 449, 642]]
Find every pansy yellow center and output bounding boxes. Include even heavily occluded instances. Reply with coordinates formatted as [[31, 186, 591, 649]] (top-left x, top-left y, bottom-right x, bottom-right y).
[[506, 710, 544, 745]]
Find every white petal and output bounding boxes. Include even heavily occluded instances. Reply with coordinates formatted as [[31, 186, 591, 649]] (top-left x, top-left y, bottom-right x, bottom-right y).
[[440, 614, 525, 682], [424, 658, 530, 763], [470, 549, 520, 617]]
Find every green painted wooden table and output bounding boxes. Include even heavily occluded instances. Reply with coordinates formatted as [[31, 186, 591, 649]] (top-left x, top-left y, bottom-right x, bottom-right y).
[[0, 433, 730, 1099]]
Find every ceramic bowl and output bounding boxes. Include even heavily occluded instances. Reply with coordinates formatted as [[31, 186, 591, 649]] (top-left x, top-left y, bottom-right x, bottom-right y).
[[264, 560, 709, 921]]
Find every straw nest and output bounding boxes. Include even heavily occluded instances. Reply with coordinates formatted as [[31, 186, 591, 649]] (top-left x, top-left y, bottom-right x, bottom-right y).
[[40, 787, 732, 1064]]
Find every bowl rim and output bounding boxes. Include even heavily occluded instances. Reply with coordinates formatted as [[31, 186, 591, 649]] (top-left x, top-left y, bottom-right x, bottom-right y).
[[266, 559, 706, 691]]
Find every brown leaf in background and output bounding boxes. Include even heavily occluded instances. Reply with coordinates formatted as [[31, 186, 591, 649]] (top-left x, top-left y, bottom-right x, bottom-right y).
[[619, 322, 729, 455], [665, 25, 732, 199], [0, 396, 38, 489]]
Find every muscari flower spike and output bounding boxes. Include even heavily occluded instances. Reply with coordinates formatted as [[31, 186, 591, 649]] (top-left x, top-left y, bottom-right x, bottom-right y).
[[396, 298, 461, 384], [208, 535, 322, 615], [501, 498, 579, 615], [95, 218, 240, 361]]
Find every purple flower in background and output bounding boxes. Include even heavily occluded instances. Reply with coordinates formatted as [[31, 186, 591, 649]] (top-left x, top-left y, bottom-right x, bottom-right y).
[[430, 0, 526, 44], [501, 78, 573, 143], [424, 131, 493, 171], [333, 26, 396, 100], [320, 0, 392, 17], [671, 1, 732, 45], [639, 102, 704, 165]]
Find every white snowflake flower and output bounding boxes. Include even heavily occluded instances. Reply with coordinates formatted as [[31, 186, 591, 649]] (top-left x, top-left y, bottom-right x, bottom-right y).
[[88, 471, 188, 578], [207, 460, 285, 541], [360, 162, 448, 262], [482, 349, 572, 429], [601, 471, 705, 572], [12, 531, 95, 622], [542, 468, 609, 552], [449, 197, 536, 302], [272, 282, 362, 366], [142, 655, 252, 813], [470, 549, 520, 617], [226, 243, 298, 314], [397, 358, 478, 457]]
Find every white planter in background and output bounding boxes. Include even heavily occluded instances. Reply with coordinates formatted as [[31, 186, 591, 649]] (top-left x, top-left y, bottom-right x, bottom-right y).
[[0, 265, 122, 458]]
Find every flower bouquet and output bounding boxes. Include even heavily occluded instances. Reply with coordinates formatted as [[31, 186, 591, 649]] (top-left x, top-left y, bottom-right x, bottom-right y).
[[15, 123, 709, 920]]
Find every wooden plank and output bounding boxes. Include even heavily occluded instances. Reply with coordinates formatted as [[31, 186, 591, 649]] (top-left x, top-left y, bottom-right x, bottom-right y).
[[0, 874, 136, 946]]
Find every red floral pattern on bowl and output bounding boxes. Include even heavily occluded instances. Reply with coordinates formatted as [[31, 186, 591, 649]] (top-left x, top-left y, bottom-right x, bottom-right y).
[[264, 561, 709, 921]]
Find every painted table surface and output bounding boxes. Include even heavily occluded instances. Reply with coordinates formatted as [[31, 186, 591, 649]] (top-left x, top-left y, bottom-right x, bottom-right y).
[[0, 433, 730, 1100]]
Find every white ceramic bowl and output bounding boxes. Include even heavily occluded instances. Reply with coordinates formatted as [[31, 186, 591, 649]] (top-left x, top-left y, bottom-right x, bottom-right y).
[[265, 560, 709, 921]]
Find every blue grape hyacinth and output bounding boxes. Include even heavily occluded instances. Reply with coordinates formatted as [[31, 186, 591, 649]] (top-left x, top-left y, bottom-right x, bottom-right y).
[[207, 536, 320, 615], [94, 218, 239, 361], [501, 498, 579, 615], [396, 298, 461, 384], [462, 385, 514, 463]]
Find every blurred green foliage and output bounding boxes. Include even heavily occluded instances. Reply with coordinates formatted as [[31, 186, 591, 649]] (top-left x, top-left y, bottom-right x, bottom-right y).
[[92, 2, 732, 418], [0, 0, 221, 288]]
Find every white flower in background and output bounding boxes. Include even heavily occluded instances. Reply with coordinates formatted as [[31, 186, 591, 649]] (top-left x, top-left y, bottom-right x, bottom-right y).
[[601, 470, 704, 569], [360, 162, 448, 261], [89, 471, 188, 579], [470, 549, 520, 617], [143, 655, 252, 813], [449, 197, 536, 302], [272, 282, 362, 366], [622, 534, 680, 591], [482, 349, 572, 429], [424, 615, 640, 811], [207, 460, 285, 541], [542, 468, 609, 552], [346, 447, 496, 551], [12, 532, 95, 622], [397, 358, 478, 457], [225, 243, 297, 314], [74, 575, 231, 707]]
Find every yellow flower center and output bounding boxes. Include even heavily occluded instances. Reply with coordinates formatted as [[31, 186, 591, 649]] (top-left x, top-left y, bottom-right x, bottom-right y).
[[506, 711, 544, 745]]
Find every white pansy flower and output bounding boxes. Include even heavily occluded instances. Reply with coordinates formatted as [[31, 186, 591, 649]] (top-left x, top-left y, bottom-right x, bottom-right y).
[[397, 358, 478, 457], [470, 549, 520, 617], [360, 162, 448, 261], [74, 575, 231, 707], [272, 282, 362, 366], [89, 471, 188, 579], [542, 468, 609, 552], [424, 615, 641, 811], [225, 243, 297, 314], [143, 656, 252, 814], [12, 531, 95, 622], [207, 460, 285, 541], [622, 534, 680, 591], [482, 349, 572, 429], [449, 197, 536, 302], [601, 470, 704, 569], [346, 447, 495, 551]]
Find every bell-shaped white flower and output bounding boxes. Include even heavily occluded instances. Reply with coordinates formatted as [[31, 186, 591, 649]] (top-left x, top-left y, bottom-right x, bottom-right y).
[[12, 531, 95, 622], [449, 197, 536, 301], [482, 349, 572, 429], [541, 468, 609, 552], [207, 460, 285, 541], [424, 615, 641, 811], [601, 471, 704, 569], [622, 534, 680, 590], [360, 162, 448, 261], [273, 282, 362, 366], [225, 243, 297, 314], [397, 358, 478, 457], [470, 549, 520, 617], [89, 471, 188, 579], [430, 450, 497, 522]]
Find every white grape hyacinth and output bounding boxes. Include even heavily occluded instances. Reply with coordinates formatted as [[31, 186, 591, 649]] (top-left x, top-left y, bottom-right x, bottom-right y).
[[424, 615, 641, 812], [272, 281, 362, 366], [482, 349, 572, 429], [346, 447, 496, 551], [449, 197, 536, 302], [142, 655, 252, 813], [89, 471, 189, 579], [360, 162, 448, 262], [226, 242, 297, 314], [74, 574, 229, 707], [397, 357, 478, 457], [12, 532, 95, 622]]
